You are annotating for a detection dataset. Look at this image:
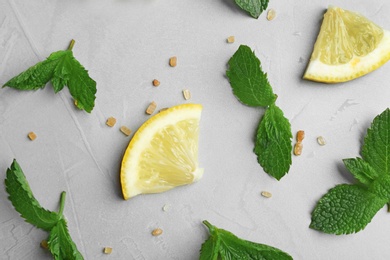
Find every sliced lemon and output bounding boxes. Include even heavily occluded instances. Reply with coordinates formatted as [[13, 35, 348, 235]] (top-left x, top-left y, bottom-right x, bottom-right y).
[[121, 104, 203, 199], [304, 6, 390, 83]]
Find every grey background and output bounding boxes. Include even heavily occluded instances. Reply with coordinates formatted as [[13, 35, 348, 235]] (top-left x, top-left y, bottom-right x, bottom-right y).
[[1, 0, 390, 259]]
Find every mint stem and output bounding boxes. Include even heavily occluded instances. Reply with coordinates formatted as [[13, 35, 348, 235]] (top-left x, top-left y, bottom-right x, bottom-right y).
[[387, 203, 390, 213], [203, 220, 215, 233], [58, 191, 66, 216], [68, 39, 75, 51]]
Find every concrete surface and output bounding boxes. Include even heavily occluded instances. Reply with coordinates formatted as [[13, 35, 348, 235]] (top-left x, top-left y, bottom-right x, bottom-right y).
[[1, 0, 390, 259]]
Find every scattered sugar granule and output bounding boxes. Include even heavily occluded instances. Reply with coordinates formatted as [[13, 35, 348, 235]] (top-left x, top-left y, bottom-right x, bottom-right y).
[[162, 204, 171, 212], [169, 56, 177, 67], [120, 126, 131, 136], [317, 136, 326, 146], [267, 9, 276, 21], [146, 101, 157, 115], [261, 191, 272, 198], [182, 89, 191, 100], [294, 142, 303, 156], [40, 240, 48, 249], [296, 130, 305, 142], [103, 247, 113, 254], [159, 108, 169, 113], [227, 36, 235, 43], [152, 228, 163, 236], [153, 79, 160, 87], [28, 132, 37, 141], [106, 117, 116, 127]]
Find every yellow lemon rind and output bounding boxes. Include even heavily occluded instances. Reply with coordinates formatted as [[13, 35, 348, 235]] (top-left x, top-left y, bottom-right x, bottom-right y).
[[304, 30, 390, 83], [121, 103, 203, 200]]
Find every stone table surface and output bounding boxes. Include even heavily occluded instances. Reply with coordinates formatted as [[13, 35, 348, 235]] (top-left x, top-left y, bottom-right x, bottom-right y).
[[1, 0, 390, 259]]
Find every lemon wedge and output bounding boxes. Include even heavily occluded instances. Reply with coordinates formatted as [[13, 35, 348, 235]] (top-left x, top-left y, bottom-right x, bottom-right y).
[[121, 104, 203, 199], [304, 6, 390, 83]]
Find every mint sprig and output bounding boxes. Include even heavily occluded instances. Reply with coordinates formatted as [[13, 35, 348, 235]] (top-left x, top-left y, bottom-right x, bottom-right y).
[[5, 160, 84, 259], [200, 220, 293, 259], [3, 40, 96, 113], [234, 0, 269, 19], [227, 45, 292, 180], [311, 109, 390, 234]]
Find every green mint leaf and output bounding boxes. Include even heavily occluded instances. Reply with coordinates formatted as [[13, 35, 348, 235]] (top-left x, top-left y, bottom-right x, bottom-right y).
[[58, 50, 96, 112], [310, 184, 387, 234], [3, 59, 60, 90], [226, 45, 276, 107], [343, 158, 378, 186], [200, 221, 293, 260], [361, 108, 390, 176], [254, 103, 292, 180], [234, 0, 269, 19], [48, 219, 84, 260], [4, 160, 84, 259], [3, 40, 96, 113], [5, 159, 60, 231]]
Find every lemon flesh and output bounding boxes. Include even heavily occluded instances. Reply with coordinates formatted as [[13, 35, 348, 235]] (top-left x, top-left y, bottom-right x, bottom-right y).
[[121, 104, 203, 199], [304, 6, 390, 83]]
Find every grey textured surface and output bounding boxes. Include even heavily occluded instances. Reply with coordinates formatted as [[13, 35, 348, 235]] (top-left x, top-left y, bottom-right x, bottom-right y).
[[1, 0, 390, 259]]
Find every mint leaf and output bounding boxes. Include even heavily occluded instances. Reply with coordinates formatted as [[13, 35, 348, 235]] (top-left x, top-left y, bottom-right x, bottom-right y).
[[361, 108, 390, 176], [5, 159, 60, 231], [226, 45, 276, 107], [3, 40, 96, 113], [343, 158, 378, 186], [3, 59, 60, 90], [5, 160, 84, 259], [254, 103, 292, 180], [200, 220, 293, 259], [311, 109, 390, 234], [311, 184, 387, 234], [234, 0, 269, 19], [48, 219, 84, 260]]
